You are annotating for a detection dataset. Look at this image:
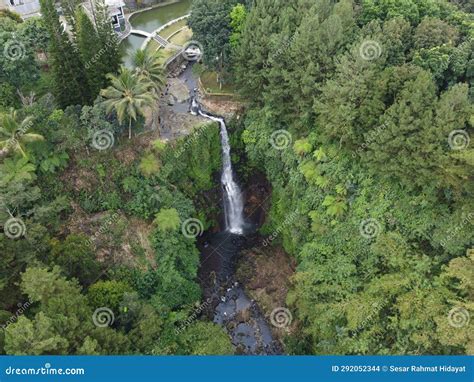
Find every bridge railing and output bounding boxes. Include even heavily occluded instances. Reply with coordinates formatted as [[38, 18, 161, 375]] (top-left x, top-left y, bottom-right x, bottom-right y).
[[153, 14, 190, 40]]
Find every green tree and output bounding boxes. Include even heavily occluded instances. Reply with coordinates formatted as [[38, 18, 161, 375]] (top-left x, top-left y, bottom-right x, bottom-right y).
[[229, 3, 247, 48], [4, 314, 69, 355], [413, 17, 458, 49], [88, 280, 133, 313], [0, 18, 40, 91], [76, 0, 120, 98], [132, 48, 165, 129], [153, 208, 181, 232], [94, 0, 120, 77], [100, 67, 156, 139], [179, 322, 234, 355], [39, 0, 90, 107], [50, 234, 101, 285], [76, 7, 104, 98], [0, 109, 44, 158], [17, 16, 49, 55], [4, 266, 104, 355], [132, 49, 166, 92], [188, 0, 241, 73]]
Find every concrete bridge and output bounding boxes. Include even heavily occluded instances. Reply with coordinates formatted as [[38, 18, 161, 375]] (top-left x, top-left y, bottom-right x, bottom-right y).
[[117, 14, 190, 47], [130, 29, 152, 38]]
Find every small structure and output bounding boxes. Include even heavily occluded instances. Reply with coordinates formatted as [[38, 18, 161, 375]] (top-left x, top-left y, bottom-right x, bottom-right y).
[[0, 0, 41, 19], [105, 0, 125, 31], [82, 0, 125, 31]]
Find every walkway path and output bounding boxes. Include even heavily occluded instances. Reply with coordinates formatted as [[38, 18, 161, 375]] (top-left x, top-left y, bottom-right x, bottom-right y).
[[118, 14, 190, 48]]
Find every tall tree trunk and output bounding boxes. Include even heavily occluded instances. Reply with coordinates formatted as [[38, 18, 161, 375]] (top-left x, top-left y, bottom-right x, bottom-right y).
[[128, 117, 132, 139]]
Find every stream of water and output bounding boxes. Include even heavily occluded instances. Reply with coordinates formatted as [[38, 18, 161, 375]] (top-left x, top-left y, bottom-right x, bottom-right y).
[[170, 64, 281, 354], [191, 103, 245, 234]]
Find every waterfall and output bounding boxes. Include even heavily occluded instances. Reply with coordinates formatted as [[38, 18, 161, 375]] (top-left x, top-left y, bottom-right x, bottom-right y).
[[191, 96, 245, 234]]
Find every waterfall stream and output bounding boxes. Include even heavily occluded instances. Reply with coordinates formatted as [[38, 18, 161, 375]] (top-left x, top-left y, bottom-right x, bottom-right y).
[[191, 97, 245, 234], [182, 74, 280, 354]]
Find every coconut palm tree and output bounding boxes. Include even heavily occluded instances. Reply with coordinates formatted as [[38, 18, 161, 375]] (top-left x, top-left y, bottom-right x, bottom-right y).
[[132, 49, 166, 92], [100, 66, 156, 139], [133, 49, 166, 131], [0, 109, 44, 158]]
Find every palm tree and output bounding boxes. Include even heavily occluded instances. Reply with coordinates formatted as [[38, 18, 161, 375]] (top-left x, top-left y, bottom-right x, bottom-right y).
[[100, 66, 156, 139], [0, 109, 44, 158], [132, 49, 166, 92], [133, 49, 166, 131]]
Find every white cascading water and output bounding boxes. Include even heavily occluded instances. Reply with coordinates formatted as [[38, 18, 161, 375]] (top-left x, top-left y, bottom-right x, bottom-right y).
[[191, 97, 245, 234]]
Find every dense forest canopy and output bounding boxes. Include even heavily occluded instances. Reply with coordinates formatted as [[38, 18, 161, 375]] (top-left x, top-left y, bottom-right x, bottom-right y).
[[231, 0, 473, 354], [0, 0, 472, 356]]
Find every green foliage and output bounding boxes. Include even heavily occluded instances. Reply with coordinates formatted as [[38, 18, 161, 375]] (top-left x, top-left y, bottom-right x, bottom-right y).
[[4, 266, 131, 355], [39, 151, 69, 173], [236, 0, 474, 355], [88, 280, 133, 313], [133, 49, 166, 93], [152, 139, 167, 153], [161, 122, 222, 194], [50, 234, 101, 285], [76, 7, 105, 98], [0, 9, 22, 23], [188, 0, 242, 73], [0, 108, 44, 158], [293, 138, 312, 156], [153, 208, 181, 232], [39, 0, 91, 107], [178, 322, 234, 355], [0, 17, 40, 93], [229, 3, 247, 48], [139, 153, 160, 177], [100, 66, 156, 139], [149, 228, 201, 309]]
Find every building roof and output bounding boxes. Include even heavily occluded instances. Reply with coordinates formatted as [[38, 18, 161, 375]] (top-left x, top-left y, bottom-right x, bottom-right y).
[[4, 0, 41, 19], [82, 0, 125, 19], [104, 0, 125, 8]]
